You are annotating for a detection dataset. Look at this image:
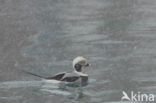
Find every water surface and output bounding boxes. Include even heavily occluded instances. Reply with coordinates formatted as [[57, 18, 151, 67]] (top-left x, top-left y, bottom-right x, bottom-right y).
[[0, 0, 156, 103]]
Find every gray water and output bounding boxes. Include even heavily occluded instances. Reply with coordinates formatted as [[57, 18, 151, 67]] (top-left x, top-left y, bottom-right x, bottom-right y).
[[0, 0, 156, 103]]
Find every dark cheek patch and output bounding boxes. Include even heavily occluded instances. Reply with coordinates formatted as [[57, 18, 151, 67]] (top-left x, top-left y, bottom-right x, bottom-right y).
[[74, 64, 82, 72]]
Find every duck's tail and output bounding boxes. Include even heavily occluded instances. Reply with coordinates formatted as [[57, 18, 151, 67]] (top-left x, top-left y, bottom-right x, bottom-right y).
[[22, 70, 46, 79]]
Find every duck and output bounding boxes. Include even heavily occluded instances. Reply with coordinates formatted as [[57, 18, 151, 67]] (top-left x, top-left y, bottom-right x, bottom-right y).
[[24, 56, 91, 86]]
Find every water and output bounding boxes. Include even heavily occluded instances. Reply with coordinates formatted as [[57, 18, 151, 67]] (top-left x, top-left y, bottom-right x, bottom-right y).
[[0, 0, 156, 103]]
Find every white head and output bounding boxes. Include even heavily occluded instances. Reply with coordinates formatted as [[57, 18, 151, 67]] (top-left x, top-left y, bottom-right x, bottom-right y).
[[73, 56, 91, 72]]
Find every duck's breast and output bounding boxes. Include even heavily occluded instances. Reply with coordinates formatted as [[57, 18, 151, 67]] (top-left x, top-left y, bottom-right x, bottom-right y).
[[81, 76, 88, 83]]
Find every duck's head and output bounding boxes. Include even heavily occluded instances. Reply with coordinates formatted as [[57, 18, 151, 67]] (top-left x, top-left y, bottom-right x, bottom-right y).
[[73, 56, 91, 72]]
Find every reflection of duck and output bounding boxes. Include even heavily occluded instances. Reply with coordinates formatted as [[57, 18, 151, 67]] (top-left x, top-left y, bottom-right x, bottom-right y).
[[24, 56, 91, 86]]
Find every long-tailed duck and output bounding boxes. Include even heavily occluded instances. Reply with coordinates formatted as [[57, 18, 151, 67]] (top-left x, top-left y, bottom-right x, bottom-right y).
[[24, 56, 91, 86]]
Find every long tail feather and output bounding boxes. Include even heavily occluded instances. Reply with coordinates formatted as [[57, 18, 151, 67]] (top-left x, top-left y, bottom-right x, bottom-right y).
[[23, 70, 46, 79]]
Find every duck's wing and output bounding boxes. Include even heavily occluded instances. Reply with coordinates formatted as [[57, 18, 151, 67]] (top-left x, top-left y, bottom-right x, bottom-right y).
[[61, 72, 80, 82], [61, 76, 79, 82], [46, 72, 66, 80]]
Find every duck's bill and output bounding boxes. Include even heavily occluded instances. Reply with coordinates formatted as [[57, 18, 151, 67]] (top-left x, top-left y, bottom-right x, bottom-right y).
[[85, 63, 91, 67]]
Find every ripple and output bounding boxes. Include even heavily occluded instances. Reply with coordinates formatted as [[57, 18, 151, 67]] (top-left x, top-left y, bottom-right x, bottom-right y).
[[71, 34, 107, 42], [0, 81, 60, 89], [41, 89, 71, 96], [92, 40, 137, 44]]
